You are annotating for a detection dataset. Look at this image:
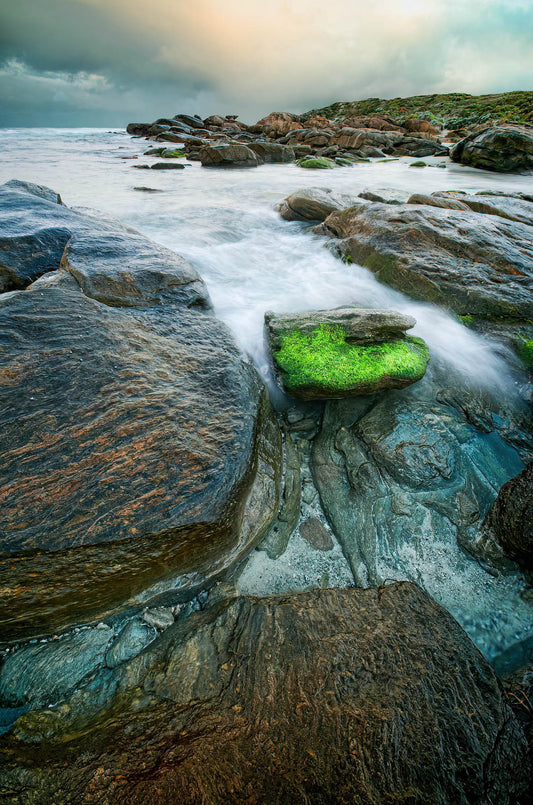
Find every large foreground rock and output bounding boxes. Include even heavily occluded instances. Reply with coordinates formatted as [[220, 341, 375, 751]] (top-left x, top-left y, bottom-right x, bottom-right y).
[[0, 181, 281, 641], [322, 202, 533, 320], [266, 308, 429, 399], [0, 584, 528, 804], [276, 187, 361, 222], [484, 462, 533, 570], [451, 125, 533, 172]]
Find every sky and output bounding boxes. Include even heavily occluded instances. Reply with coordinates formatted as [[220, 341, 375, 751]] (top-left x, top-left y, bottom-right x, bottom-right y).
[[0, 0, 532, 127]]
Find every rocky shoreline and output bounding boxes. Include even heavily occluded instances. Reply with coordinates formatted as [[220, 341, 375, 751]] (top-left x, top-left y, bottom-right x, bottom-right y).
[[1, 100, 533, 802]]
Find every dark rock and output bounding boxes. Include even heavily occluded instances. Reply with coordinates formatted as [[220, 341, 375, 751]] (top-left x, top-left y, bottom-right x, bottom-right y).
[[133, 187, 163, 193], [173, 114, 205, 129], [322, 203, 533, 320], [0, 584, 528, 804], [105, 619, 155, 668], [3, 179, 62, 205], [0, 182, 282, 641], [257, 429, 301, 559], [276, 187, 361, 222], [199, 144, 261, 168], [299, 517, 333, 551], [265, 308, 428, 399], [451, 125, 533, 172], [484, 463, 533, 569], [247, 141, 295, 163], [149, 162, 185, 170], [393, 138, 448, 157], [126, 123, 151, 136]]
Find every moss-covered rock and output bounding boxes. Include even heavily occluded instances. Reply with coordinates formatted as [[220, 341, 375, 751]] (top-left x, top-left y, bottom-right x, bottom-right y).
[[297, 157, 336, 169], [266, 309, 429, 399]]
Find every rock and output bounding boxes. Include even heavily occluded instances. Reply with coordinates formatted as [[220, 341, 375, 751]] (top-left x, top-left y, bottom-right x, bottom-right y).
[[199, 144, 261, 167], [394, 138, 448, 157], [149, 162, 185, 170], [310, 386, 532, 653], [299, 517, 333, 551], [265, 308, 428, 400], [0, 585, 528, 803], [2, 179, 62, 205], [126, 123, 151, 136], [432, 191, 533, 227], [298, 157, 336, 169], [0, 182, 282, 641], [173, 113, 205, 129], [403, 118, 441, 135], [322, 203, 533, 320], [142, 607, 175, 630], [0, 628, 112, 707], [253, 111, 300, 137], [410, 160, 427, 167], [247, 141, 295, 163], [451, 125, 533, 172], [484, 463, 533, 569], [257, 429, 301, 559], [133, 187, 163, 193], [342, 115, 405, 132], [203, 114, 227, 127], [276, 187, 360, 222], [407, 193, 470, 211], [105, 619, 155, 668]]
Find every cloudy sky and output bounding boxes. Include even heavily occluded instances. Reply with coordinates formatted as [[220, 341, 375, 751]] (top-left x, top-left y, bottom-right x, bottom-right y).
[[0, 0, 531, 126]]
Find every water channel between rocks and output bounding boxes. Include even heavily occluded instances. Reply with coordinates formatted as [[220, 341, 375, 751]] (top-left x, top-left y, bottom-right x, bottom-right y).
[[1, 128, 532, 665]]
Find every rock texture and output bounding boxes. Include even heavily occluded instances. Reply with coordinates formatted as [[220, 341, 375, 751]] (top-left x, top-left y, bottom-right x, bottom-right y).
[[451, 125, 533, 172], [0, 584, 529, 804], [322, 202, 533, 320], [0, 182, 281, 641], [198, 144, 261, 167], [484, 462, 533, 569], [277, 187, 361, 222], [266, 308, 429, 399]]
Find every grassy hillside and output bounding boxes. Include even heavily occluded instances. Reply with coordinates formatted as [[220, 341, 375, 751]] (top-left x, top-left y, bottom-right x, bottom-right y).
[[303, 91, 533, 128]]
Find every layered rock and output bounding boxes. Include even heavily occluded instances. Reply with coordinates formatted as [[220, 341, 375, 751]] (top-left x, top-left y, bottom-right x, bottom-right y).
[[0, 584, 529, 804], [451, 125, 533, 172], [266, 308, 429, 399], [0, 181, 281, 641], [322, 202, 533, 320]]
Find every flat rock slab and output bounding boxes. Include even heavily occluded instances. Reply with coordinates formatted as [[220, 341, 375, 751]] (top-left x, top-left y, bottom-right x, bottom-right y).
[[266, 307, 428, 399], [0, 584, 528, 804], [323, 203, 533, 320], [0, 182, 281, 641]]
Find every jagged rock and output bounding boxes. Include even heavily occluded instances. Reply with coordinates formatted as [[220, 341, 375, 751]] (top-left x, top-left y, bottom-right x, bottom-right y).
[[322, 203, 533, 320], [199, 144, 261, 167], [172, 114, 205, 129], [484, 462, 533, 569], [265, 308, 428, 399], [451, 125, 533, 172], [276, 187, 360, 222], [252, 111, 300, 137], [0, 182, 282, 641], [0, 584, 528, 804]]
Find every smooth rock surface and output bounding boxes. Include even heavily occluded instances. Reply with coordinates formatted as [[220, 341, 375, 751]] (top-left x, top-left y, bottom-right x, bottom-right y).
[[199, 144, 261, 167], [0, 182, 282, 641], [0, 584, 528, 804], [484, 462, 533, 569], [277, 187, 360, 222]]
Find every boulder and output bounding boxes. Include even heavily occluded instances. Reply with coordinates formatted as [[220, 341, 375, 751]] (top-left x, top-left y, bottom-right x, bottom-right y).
[[322, 203, 533, 320], [199, 144, 261, 167], [276, 187, 360, 222], [0, 584, 528, 804], [403, 118, 441, 135], [451, 125, 533, 172], [172, 113, 205, 129], [484, 462, 533, 569], [407, 193, 471, 211], [252, 111, 300, 137], [247, 141, 295, 163], [343, 115, 405, 132], [0, 182, 281, 641], [298, 157, 336, 169], [432, 191, 533, 227], [149, 162, 185, 170], [265, 308, 429, 399]]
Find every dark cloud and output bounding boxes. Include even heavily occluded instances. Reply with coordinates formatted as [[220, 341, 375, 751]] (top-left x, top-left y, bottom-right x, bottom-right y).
[[0, 0, 531, 126]]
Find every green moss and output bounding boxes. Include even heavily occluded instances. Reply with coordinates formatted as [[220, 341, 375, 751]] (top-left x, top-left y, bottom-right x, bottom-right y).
[[458, 315, 474, 327], [273, 324, 429, 397], [410, 161, 427, 167], [518, 339, 533, 369], [297, 157, 336, 169]]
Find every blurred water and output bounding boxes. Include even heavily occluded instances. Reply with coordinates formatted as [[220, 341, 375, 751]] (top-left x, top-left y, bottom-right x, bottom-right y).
[[0, 127, 529, 397]]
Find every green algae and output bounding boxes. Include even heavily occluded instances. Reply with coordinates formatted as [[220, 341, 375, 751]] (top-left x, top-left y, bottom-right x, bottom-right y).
[[518, 339, 533, 369], [297, 157, 336, 169], [272, 323, 429, 398]]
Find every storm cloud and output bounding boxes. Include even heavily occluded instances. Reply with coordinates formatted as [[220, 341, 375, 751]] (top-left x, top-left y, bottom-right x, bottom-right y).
[[1, 0, 532, 126]]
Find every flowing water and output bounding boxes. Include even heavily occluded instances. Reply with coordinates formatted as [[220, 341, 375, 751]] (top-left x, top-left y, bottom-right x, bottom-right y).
[[1, 128, 532, 661]]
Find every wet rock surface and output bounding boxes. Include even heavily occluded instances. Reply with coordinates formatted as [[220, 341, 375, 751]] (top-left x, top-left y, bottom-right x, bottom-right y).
[[451, 125, 533, 172], [0, 182, 282, 641], [0, 584, 528, 805], [277, 187, 360, 222], [322, 200, 533, 321], [485, 462, 533, 570]]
